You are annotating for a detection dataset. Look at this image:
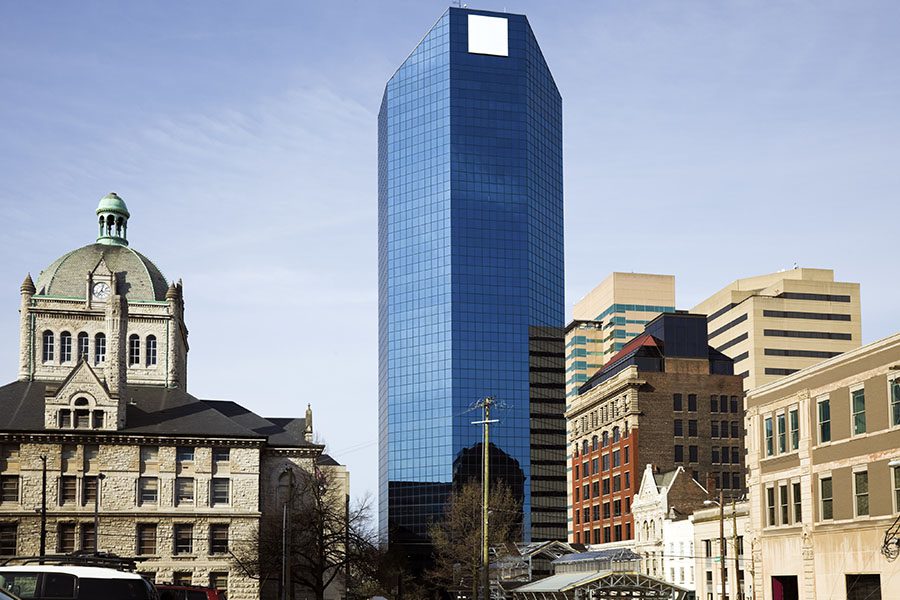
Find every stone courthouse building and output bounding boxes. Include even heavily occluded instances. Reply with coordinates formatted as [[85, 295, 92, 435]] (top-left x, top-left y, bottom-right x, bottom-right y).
[[0, 193, 344, 600]]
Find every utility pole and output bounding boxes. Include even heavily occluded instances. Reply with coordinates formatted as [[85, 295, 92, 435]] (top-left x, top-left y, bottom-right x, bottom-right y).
[[39, 455, 47, 561], [472, 396, 498, 600], [732, 498, 740, 600], [719, 489, 726, 600]]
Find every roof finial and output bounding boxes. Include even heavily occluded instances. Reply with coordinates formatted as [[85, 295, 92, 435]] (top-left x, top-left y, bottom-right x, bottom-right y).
[[96, 192, 130, 246], [21, 273, 35, 295]]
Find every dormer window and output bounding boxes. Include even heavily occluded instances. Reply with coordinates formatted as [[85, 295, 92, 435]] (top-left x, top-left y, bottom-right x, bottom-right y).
[[58, 410, 71, 428], [57, 398, 103, 430], [75, 410, 90, 429], [94, 333, 106, 364]]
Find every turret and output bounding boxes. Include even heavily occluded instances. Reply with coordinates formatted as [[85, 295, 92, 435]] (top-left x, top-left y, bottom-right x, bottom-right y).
[[18, 274, 35, 381], [96, 192, 130, 246]]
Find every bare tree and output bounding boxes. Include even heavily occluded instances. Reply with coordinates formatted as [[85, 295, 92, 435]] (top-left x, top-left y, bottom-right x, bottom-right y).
[[428, 481, 521, 600], [233, 464, 376, 600]]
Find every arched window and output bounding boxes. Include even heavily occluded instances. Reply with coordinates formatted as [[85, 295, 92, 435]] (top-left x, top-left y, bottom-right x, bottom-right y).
[[602, 431, 609, 447], [77, 332, 89, 361], [146, 335, 157, 367], [591, 435, 598, 451], [94, 333, 106, 365], [73, 398, 89, 407], [42, 331, 54, 363], [60, 332, 72, 363], [613, 426, 620, 443], [128, 334, 141, 366]]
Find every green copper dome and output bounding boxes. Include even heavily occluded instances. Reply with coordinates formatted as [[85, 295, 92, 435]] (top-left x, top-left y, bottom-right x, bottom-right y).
[[96, 192, 130, 217]]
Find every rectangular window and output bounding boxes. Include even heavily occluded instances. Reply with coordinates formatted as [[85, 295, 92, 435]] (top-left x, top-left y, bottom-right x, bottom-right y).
[[821, 477, 833, 520], [173, 572, 192, 586], [625, 472, 630, 489], [777, 413, 787, 453], [602, 478, 610, 495], [213, 447, 231, 464], [614, 524, 622, 541], [612, 450, 621, 468], [94, 335, 106, 364], [591, 481, 599, 497], [674, 420, 683, 436], [174, 524, 193, 555], [789, 408, 799, 450], [688, 394, 697, 412], [209, 572, 228, 591], [574, 488, 580, 503], [146, 336, 157, 367], [128, 337, 140, 366], [135, 524, 155, 555], [764, 416, 774, 456], [720, 420, 729, 438], [74, 410, 90, 429], [57, 523, 76, 553], [711, 447, 720, 464], [731, 421, 740, 438], [81, 523, 96, 553], [780, 484, 789, 525], [77, 334, 89, 361], [601, 455, 610, 471], [673, 393, 683, 411], [0, 524, 16, 556], [176, 447, 195, 463], [211, 478, 230, 506], [0, 476, 18, 503], [624, 446, 630, 463], [613, 500, 621, 517], [711, 421, 719, 438], [710, 395, 718, 413], [574, 464, 580, 480], [818, 398, 831, 443], [730, 396, 739, 413], [82, 476, 98, 506], [582, 484, 589, 500], [674, 445, 684, 462], [139, 478, 158, 505], [60, 334, 72, 363], [688, 420, 698, 437], [891, 378, 900, 427], [60, 476, 77, 505], [854, 471, 869, 517], [689, 446, 698, 463], [766, 487, 776, 526], [175, 478, 195, 506], [140, 446, 159, 466], [704, 540, 712, 557], [720, 395, 730, 413], [593, 458, 600, 474], [601, 503, 609, 519], [793, 482, 802, 523], [852, 388, 866, 435], [613, 475, 621, 493], [894, 467, 900, 512]]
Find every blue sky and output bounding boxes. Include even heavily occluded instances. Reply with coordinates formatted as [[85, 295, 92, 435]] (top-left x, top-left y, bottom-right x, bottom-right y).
[[1, 1, 898, 502]]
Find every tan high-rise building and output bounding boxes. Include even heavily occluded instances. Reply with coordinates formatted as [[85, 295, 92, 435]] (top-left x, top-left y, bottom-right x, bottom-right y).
[[744, 332, 900, 599], [692, 268, 861, 391], [566, 273, 675, 398]]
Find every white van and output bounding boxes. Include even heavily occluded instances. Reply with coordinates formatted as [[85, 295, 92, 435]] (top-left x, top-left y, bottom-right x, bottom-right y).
[[0, 565, 158, 600]]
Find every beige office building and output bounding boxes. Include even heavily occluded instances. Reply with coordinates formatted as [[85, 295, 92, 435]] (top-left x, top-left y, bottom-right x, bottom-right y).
[[744, 332, 900, 600], [693, 268, 860, 391], [566, 273, 675, 398]]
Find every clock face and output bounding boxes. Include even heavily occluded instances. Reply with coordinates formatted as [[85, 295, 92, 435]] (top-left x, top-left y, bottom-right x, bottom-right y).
[[92, 282, 111, 300]]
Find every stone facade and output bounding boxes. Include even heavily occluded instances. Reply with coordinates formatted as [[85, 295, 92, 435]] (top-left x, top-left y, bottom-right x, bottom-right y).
[[0, 195, 345, 600]]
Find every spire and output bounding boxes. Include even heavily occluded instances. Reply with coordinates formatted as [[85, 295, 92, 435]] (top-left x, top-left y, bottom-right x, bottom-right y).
[[304, 403, 313, 442], [20, 273, 35, 295], [96, 192, 130, 246]]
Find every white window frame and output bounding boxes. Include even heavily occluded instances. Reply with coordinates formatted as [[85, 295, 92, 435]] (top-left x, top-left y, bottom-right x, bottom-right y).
[[765, 484, 776, 527], [853, 467, 869, 518], [788, 405, 800, 451], [893, 465, 900, 514], [889, 373, 900, 430], [776, 411, 787, 454], [819, 472, 833, 521], [850, 384, 866, 436], [764, 415, 774, 457]]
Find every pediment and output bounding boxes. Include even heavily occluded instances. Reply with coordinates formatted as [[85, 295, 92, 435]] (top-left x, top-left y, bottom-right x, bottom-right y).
[[91, 256, 113, 278], [48, 360, 113, 406]]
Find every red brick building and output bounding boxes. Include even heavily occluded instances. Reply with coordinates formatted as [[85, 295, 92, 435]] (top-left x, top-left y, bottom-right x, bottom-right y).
[[566, 313, 746, 545]]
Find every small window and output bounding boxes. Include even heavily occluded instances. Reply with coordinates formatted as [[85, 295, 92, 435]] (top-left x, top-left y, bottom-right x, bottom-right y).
[[92, 410, 104, 429], [776, 413, 787, 453], [59, 476, 77, 505], [821, 477, 833, 520], [80, 523, 96, 553], [674, 420, 683, 436], [730, 396, 739, 413], [764, 416, 774, 456], [74, 409, 90, 429], [210, 524, 229, 554], [139, 478, 158, 505], [58, 409, 72, 429], [94, 333, 106, 364], [890, 377, 900, 428], [688, 420, 698, 437], [172, 571, 192, 585], [731, 421, 740, 438], [893, 466, 900, 513], [711, 421, 719, 438], [174, 524, 193, 555], [137, 524, 157, 555], [818, 398, 831, 443], [710, 395, 718, 413], [211, 478, 230, 506], [42, 331, 55, 363], [674, 445, 684, 462], [82, 476, 98, 506], [209, 572, 228, 591], [766, 487, 776, 526], [789, 408, 799, 450], [0, 524, 16, 556], [673, 393, 683, 411], [213, 448, 230, 463], [175, 478, 195, 506], [176, 447, 195, 463], [780, 484, 789, 525], [77, 332, 89, 361], [793, 482, 802, 523], [854, 471, 869, 517], [59, 332, 72, 363], [688, 445, 698, 463], [146, 335, 157, 367], [57, 523, 76, 553], [0, 476, 18, 503], [852, 388, 866, 435], [128, 334, 141, 366]]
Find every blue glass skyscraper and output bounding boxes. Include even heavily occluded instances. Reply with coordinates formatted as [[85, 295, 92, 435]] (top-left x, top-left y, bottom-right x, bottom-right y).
[[378, 7, 565, 557]]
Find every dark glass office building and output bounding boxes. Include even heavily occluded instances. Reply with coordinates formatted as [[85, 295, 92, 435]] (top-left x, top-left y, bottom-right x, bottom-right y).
[[378, 7, 565, 557]]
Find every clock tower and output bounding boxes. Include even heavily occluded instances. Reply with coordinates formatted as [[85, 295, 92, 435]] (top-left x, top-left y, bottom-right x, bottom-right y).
[[18, 193, 189, 406]]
